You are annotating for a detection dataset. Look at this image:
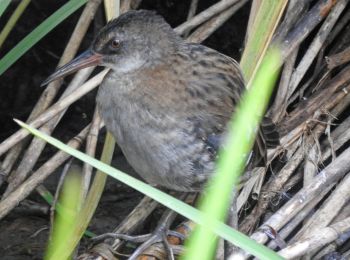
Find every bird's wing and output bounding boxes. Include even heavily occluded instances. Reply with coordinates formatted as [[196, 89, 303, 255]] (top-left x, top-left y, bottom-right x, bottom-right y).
[[182, 43, 279, 166]]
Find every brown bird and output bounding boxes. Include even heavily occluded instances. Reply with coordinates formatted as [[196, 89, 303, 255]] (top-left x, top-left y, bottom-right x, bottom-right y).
[[43, 9, 278, 258]]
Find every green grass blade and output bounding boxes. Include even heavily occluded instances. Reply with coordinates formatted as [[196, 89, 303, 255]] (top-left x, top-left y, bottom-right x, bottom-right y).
[[0, 0, 11, 18], [0, 0, 31, 48], [16, 119, 282, 259], [183, 48, 282, 260], [51, 132, 114, 259], [36, 185, 96, 238], [45, 171, 82, 260], [0, 0, 87, 76]]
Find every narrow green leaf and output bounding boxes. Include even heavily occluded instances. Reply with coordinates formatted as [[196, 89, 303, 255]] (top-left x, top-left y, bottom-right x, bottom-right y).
[[36, 184, 96, 238], [0, 0, 87, 76], [0, 0, 11, 18], [15, 119, 282, 259], [0, 0, 31, 48], [183, 48, 282, 260], [45, 171, 82, 260]]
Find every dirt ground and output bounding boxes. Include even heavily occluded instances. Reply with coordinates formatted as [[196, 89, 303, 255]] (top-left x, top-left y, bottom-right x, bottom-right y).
[[0, 1, 250, 259]]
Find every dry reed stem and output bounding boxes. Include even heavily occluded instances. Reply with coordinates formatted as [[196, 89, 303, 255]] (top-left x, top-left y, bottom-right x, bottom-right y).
[[81, 108, 102, 201], [186, 0, 249, 43], [174, 0, 241, 35], [270, 48, 298, 122], [183, 0, 199, 37], [4, 67, 95, 196], [321, 116, 350, 163], [288, 0, 347, 99], [278, 216, 350, 258], [314, 203, 350, 258], [0, 69, 107, 157], [239, 145, 304, 234], [280, 0, 338, 63], [267, 186, 333, 250], [0, 125, 90, 220], [251, 145, 350, 246], [0, 0, 102, 182], [327, 45, 350, 69], [120, 0, 142, 14], [293, 171, 350, 242], [244, 0, 261, 45], [272, 0, 311, 43], [240, 85, 350, 233]]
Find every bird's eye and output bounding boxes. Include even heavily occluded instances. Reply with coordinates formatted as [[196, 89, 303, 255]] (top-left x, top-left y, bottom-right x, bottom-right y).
[[110, 39, 120, 49]]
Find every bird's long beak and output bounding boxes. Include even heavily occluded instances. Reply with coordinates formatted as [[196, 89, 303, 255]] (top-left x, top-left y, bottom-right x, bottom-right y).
[[41, 50, 103, 86]]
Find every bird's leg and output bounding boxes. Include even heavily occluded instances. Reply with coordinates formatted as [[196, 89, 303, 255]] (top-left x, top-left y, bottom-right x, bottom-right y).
[[128, 208, 181, 260], [91, 193, 188, 259], [128, 192, 189, 260]]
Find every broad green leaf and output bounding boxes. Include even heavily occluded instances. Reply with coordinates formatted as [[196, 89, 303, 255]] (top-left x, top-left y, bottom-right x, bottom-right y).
[[240, 0, 287, 83]]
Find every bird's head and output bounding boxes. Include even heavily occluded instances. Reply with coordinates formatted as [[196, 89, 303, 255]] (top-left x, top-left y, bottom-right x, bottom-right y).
[[42, 10, 182, 86]]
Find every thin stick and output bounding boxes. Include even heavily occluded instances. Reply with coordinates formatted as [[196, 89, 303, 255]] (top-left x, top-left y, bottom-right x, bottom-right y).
[[272, 0, 312, 43]]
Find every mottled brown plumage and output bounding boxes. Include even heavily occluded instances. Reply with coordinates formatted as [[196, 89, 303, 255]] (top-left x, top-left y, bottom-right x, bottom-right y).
[[43, 10, 279, 192]]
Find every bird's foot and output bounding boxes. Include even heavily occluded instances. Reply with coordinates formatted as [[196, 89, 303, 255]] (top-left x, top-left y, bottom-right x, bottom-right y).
[[92, 209, 185, 260]]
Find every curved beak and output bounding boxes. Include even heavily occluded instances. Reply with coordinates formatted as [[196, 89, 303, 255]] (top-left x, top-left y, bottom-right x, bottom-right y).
[[41, 50, 102, 86]]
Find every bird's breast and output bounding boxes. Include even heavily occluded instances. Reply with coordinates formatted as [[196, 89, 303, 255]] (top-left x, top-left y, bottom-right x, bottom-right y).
[[95, 70, 216, 191]]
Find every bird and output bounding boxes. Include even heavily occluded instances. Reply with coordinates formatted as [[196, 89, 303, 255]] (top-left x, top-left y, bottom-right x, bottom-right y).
[[43, 9, 279, 258]]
